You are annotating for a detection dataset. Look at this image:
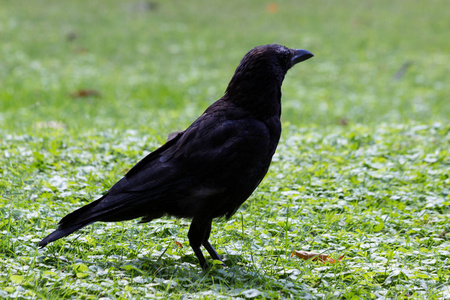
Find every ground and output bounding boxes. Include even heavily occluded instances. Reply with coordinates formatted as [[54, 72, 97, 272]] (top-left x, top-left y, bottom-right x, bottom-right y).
[[0, 0, 449, 299]]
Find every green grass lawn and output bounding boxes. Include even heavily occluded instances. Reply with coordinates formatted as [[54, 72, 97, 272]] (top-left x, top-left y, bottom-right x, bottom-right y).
[[1, 0, 449, 298]]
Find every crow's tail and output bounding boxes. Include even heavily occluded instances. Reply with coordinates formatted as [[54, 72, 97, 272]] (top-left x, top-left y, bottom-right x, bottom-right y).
[[38, 195, 107, 248], [38, 223, 90, 248]]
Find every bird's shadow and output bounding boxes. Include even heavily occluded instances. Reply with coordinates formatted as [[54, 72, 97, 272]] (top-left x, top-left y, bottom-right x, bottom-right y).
[[117, 253, 273, 288], [117, 252, 252, 276], [38, 247, 267, 288]]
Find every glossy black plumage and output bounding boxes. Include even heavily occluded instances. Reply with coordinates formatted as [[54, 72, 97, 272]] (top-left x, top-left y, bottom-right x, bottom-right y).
[[38, 44, 313, 269]]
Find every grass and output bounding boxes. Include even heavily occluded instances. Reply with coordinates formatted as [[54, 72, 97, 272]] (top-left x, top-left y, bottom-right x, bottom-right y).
[[1, 0, 449, 298]]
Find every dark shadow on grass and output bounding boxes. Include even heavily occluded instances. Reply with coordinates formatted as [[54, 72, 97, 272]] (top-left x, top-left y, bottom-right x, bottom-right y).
[[37, 242, 312, 296]]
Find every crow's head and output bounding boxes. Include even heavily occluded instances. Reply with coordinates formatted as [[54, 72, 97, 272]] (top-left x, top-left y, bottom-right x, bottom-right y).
[[243, 44, 313, 72], [225, 44, 313, 115]]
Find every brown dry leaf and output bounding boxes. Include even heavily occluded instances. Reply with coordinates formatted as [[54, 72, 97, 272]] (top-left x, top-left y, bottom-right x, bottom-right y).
[[339, 118, 349, 126], [266, 3, 279, 13], [175, 241, 183, 248], [291, 250, 345, 264], [438, 230, 448, 239], [70, 89, 101, 99]]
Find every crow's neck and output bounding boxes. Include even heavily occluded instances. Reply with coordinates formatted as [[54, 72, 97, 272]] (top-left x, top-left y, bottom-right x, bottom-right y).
[[224, 76, 283, 119]]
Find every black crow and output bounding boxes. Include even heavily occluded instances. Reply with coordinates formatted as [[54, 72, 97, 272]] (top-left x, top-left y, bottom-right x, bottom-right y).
[[39, 44, 313, 269]]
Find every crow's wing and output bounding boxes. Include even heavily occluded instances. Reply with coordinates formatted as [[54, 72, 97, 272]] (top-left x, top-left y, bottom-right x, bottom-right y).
[[48, 103, 278, 236], [100, 104, 276, 218]]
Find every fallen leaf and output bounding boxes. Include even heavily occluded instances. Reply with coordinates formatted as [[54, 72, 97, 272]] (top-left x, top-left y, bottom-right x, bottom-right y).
[[291, 250, 345, 264], [266, 3, 279, 13], [438, 230, 448, 239], [70, 89, 101, 98], [339, 118, 349, 126]]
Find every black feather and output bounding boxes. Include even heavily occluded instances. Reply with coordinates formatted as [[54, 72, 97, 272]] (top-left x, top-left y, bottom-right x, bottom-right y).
[[38, 44, 313, 269]]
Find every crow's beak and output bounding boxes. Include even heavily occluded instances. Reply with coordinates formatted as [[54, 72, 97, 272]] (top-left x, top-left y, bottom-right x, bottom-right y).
[[291, 49, 314, 65]]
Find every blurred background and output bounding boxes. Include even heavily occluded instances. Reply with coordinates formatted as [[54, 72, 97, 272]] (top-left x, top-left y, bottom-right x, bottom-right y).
[[1, 0, 449, 132], [0, 3, 449, 298]]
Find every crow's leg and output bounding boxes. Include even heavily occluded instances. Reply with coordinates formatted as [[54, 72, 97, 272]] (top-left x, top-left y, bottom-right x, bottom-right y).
[[202, 221, 224, 264], [203, 241, 222, 261], [188, 217, 210, 270]]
